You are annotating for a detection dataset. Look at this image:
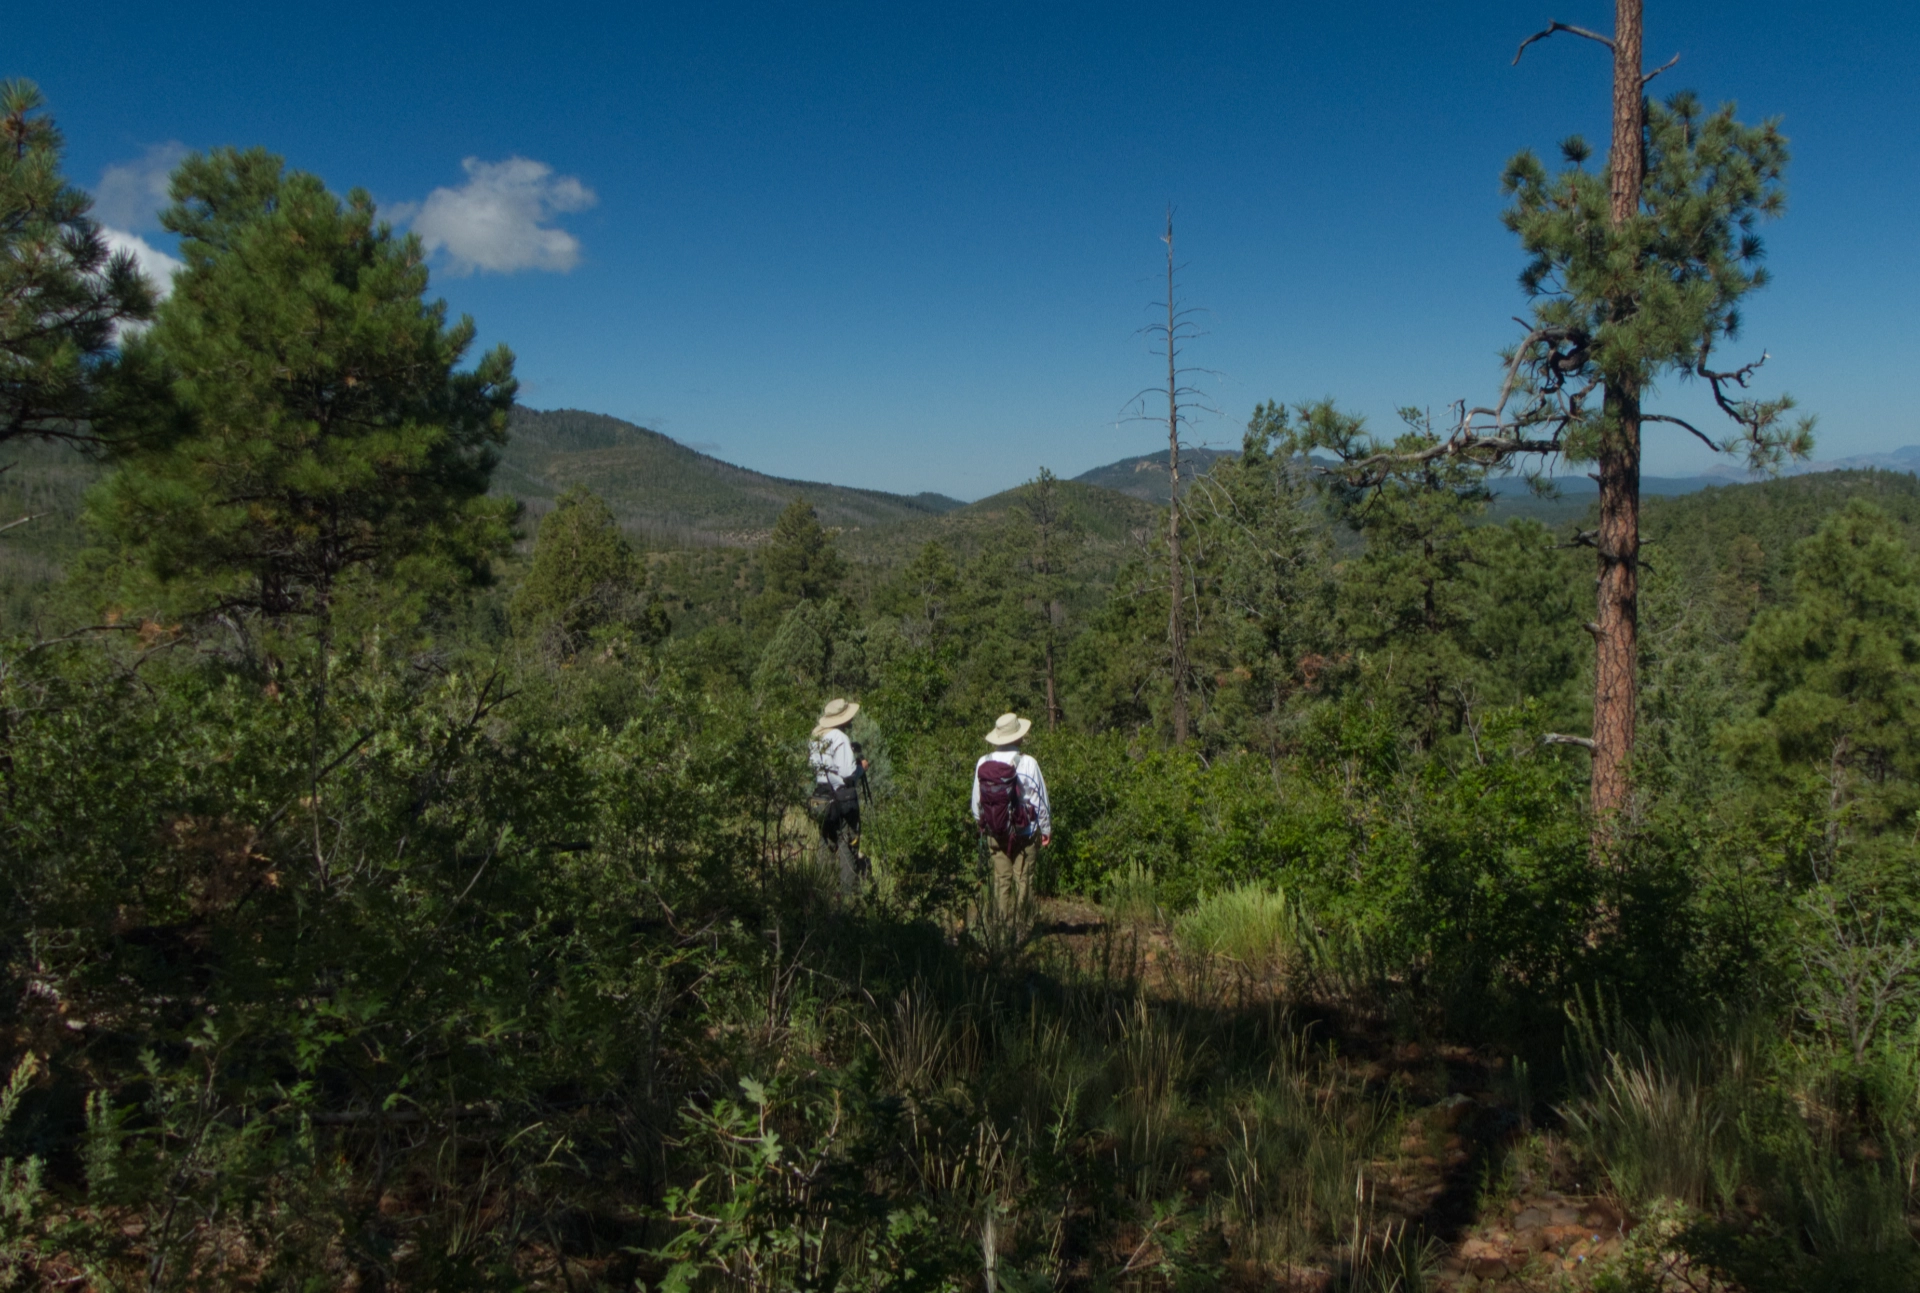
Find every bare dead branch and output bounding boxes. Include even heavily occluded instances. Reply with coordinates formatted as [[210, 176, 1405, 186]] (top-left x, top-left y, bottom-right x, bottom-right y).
[[1699, 351, 1769, 419], [18, 623, 141, 657], [1543, 732, 1596, 750], [1641, 52, 1681, 85], [1514, 20, 1615, 65], [0, 513, 48, 536]]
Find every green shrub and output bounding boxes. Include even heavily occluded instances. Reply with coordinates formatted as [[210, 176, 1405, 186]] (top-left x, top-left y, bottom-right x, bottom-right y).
[[1173, 885, 1299, 974]]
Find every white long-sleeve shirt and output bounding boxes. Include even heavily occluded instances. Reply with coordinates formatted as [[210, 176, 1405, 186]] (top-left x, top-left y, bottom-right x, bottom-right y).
[[970, 748, 1051, 837], [809, 727, 857, 789]]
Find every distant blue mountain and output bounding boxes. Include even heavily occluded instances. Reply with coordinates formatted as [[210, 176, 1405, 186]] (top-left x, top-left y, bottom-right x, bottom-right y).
[[1070, 445, 1920, 508], [1711, 444, 1920, 480], [1486, 445, 1920, 498]]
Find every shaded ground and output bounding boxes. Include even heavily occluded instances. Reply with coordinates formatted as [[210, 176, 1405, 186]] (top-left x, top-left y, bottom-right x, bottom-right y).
[[1029, 896, 1637, 1290]]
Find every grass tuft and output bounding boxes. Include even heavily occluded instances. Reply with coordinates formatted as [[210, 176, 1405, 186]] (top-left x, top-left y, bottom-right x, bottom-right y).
[[1173, 884, 1299, 975]]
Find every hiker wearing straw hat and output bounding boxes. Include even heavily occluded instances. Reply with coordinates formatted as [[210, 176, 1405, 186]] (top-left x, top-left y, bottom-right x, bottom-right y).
[[970, 711, 1052, 926], [809, 697, 868, 894]]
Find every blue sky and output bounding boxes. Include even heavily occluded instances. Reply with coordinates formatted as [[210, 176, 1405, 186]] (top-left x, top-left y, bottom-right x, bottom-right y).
[[17, 1, 1919, 498]]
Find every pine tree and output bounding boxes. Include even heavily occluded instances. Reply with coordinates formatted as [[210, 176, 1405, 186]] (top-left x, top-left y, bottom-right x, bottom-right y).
[[757, 497, 847, 615], [0, 80, 155, 447], [512, 486, 665, 656], [89, 147, 517, 625], [1022, 468, 1075, 729], [1315, 2, 1810, 831], [1187, 402, 1330, 761], [1281, 402, 1494, 749], [754, 598, 862, 701], [880, 540, 960, 649], [1494, 0, 1810, 822]]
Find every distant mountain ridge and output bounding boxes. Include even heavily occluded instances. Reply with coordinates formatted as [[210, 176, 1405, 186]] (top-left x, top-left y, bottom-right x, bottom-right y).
[[1071, 443, 1920, 504], [498, 408, 964, 545], [1703, 444, 1920, 481], [1484, 446, 1920, 497], [499, 409, 1920, 550], [1072, 447, 1238, 504]]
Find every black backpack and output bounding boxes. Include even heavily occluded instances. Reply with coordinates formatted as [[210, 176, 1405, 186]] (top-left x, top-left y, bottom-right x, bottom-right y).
[[976, 758, 1035, 851]]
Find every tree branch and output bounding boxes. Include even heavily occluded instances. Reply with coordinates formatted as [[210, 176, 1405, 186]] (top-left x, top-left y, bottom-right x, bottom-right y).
[[1543, 732, 1596, 750], [1312, 431, 1563, 488], [1699, 351, 1770, 419], [1514, 21, 1615, 65], [1643, 413, 1721, 452], [260, 727, 380, 832], [1641, 52, 1681, 86]]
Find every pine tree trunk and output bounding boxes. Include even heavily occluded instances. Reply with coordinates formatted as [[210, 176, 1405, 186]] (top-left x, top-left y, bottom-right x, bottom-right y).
[[1592, 385, 1639, 819], [1165, 215, 1189, 745], [1590, 0, 1645, 824]]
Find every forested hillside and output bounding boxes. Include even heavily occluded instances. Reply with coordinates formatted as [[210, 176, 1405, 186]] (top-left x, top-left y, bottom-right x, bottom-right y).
[[500, 407, 965, 545], [1643, 468, 1920, 598], [6, 51, 1920, 1293]]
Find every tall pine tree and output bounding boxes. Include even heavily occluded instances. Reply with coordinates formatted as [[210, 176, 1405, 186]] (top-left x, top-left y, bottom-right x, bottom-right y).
[[90, 147, 517, 627], [0, 80, 155, 447], [755, 497, 846, 618], [1187, 402, 1330, 762], [1312, 2, 1810, 832], [1499, 1, 1810, 823]]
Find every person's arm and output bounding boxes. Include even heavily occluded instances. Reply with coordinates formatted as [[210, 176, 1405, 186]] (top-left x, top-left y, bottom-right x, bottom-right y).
[[1025, 756, 1052, 842], [969, 756, 982, 820]]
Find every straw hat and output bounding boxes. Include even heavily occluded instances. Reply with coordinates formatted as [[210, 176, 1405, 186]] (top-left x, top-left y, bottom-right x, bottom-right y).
[[812, 697, 860, 735], [983, 712, 1032, 745]]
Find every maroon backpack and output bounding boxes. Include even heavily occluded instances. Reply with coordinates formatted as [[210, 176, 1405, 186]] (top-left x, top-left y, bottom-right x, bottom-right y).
[[976, 758, 1036, 851]]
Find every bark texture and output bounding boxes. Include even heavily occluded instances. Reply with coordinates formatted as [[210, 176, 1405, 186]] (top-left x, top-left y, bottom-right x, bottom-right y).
[[1591, 0, 1645, 822]]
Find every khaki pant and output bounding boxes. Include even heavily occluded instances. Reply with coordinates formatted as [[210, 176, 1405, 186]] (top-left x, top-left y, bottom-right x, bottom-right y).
[[986, 835, 1037, 929]]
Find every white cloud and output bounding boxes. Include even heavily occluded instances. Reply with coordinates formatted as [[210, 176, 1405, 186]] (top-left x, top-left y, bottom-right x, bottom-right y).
[[406, 156, 596, 275], [101, 228, 184, 300], [94, 141, 189, 231]]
